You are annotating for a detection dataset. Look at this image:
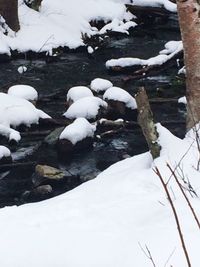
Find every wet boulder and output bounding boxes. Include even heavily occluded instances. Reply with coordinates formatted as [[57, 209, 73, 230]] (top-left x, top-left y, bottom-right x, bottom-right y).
[[44, 127, 65, 146], [57, 118, 96, 158], [32, 164, 66, 187], [22, 185, 53, 202]]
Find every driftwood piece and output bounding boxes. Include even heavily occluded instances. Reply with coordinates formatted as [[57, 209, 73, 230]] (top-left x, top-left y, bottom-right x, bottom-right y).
[[135, 87, 161, 159]]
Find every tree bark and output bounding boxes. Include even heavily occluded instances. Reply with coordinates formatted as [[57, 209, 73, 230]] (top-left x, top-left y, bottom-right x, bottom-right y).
[[135, 87, 161, 159], [0, 0, 20, 32], [177, 0, 200, 130]]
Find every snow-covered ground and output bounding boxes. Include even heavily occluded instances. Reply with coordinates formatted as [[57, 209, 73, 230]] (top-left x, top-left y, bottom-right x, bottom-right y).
[[0, 124, 199, 266], [0, 0, 177, 55]]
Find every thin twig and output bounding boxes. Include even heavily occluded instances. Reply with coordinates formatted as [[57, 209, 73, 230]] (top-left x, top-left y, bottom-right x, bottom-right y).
[[167, 163, 200, 229], [154, 167, 192, 267], [138, 242, 157, 267]]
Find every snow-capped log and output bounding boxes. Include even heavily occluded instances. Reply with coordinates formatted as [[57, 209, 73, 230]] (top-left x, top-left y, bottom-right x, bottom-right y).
[[63, 96, 107, 121], [66, 86, 93, 108], [0, 145, 12, 164], [8, 84, 38, 105], [57, 118, 96, 158], [90, 78, 113, 94], [103, 87, 137, 119], [105, 41, 183, 80]]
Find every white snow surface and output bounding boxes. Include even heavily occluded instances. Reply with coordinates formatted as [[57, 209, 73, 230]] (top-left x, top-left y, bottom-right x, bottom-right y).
[[90, 78, 113, 92], [8, 85, 38, 101], [63, 96, 107, 120], [178, 96, 187, 105], [59, 118, 96, 145], [103, 87, 137, 109], [67, 86, 93, 103], [106, 40, 183, 68], [0, 124, 199, 266], [0, 0, 136, 55], [0, 146, 11, 160]]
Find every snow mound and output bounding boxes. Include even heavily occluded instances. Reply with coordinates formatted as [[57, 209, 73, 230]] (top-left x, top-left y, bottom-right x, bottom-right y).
[[178, 96, 187, 105], [0, 93, 50, 128], [63, 96, 107, 120], [59, 118, 96, 145], [103, 87, 137, 109], [90, 78, 113, 93], [0, 124, 21, 142], [8, 85, 38, 101], [67, 86, 93, 102], [0, 146, 11, 160], [99, 18, 136, 35]]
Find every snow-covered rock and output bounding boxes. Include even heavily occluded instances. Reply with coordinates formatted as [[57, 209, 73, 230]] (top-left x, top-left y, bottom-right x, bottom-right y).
[[8, 85, 38, 102], [0, 124, 21, 143], [106, 40, 183, 69], [0, 93, 50, 129], [0, 145, 12, 164], [103, 87, 137, 110], [178, 96, 187, 105], [90, 78, 113, 93], [66, 86, 93, 106], [131, 0, 177, 13], [58, 118, 96, 157], [60, 118, 96, 145], [63, 96, 107, 120]]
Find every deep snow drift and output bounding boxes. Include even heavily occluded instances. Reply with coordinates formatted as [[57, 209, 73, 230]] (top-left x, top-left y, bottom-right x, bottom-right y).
[[0, 124, 199, 266]]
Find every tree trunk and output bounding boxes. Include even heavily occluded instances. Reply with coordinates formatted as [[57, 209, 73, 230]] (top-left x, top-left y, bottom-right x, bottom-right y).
[[135, 87, 161, 159], [0, 0, 20, 32], [177, 0, 200, 130]]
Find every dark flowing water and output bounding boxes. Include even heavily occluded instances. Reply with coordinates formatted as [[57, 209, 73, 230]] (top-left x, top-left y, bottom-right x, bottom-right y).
[[0, 15, 186, 207]]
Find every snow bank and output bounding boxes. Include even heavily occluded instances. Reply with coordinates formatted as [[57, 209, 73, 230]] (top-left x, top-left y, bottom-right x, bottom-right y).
[[0, 0, 135, 55], [0, 124, 199, 266], [90, 78, 113, 93], [0, 93, 50, 128], [67, 86, 93, 102], [0, 124, 21, 142], [63, 96, 107, 120], [59, 118, 96, 145], [0, 146, 11, 160], [106, 40, 183, 69], [8, 85, 38, 101], [103, 87, 137, 109]]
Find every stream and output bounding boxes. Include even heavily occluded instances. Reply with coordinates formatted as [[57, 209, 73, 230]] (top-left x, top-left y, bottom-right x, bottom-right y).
[[0, 14, 186, 207]]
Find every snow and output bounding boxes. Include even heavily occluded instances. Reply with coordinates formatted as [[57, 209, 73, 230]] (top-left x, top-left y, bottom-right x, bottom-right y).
[[0, 0, 136, 55], [17, 66, 27, 74], [90, 78, 113, 93], [0, 124, 199, 266], [106, 40, 183, 69], [8, 85, 38, 101], [0, 93, 50, 142], [59, 118, 96, 145], [63, 96, 107, 120], [99, 18, 137, 35], [131, 0, 177, 12], [178, 96, 187, 105], [0, 124, 21, 142], [67, 86, 93, 103], [103, 87, 137, 109], [0, 146, 11, 160]]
